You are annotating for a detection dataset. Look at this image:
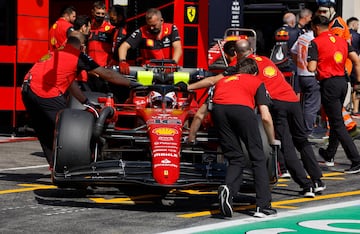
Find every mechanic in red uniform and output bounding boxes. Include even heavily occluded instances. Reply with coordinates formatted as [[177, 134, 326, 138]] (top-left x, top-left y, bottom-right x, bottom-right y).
[[315, 0, 359, 166], [212, 58, 277, 218], [48, 5, 76, 51], [21, 31, 138, 168], [102, 4, 130, 103], [236, 39, 326, 197], [118, 8, 182, 74], [87, 1, 115, 66], [307, 15, 360, 174], [188, 40, 237, 143], [108, 4, 127, 65]]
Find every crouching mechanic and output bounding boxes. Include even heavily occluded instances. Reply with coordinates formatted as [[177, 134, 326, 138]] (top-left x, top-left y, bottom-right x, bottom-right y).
[[21, 31, 140, 168], [190, 58, 278, 218]]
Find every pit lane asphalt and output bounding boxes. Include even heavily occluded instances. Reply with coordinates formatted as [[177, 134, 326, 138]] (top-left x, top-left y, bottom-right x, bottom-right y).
[[1, 138, 360, 234]]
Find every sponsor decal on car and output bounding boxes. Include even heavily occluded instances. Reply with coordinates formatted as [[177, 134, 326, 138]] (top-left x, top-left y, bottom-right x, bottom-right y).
[[147, 119, 182, 125], [152, 127, 178, 136], [153, 163, 178, 168], [153, 152, 178, 158], [158, 136, 174, 141]]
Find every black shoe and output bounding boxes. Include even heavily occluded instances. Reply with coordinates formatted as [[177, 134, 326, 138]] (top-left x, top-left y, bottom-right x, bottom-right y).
[[300, 187, 315, 198], [344, 162, 360, 174], [253, 206, 277, 218], [319, 148, 334, 167], [218, 185, 233, 217], [313, 180, 326, 193]]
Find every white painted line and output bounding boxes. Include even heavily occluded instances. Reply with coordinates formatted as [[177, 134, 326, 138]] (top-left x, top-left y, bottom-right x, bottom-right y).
[[158, 200, 360, 234], [0, 165, 49, 172]]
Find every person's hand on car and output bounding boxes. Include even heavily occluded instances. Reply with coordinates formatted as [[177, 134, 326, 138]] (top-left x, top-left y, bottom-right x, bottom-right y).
[[119, 60, 130, 75]]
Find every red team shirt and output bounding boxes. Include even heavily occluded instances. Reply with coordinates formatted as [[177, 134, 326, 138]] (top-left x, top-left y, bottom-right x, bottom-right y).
[[126, 23, 181, 63], [213, 73, 268, 109], [248, 54, 299, 102], [48, 18, 73, 51], [25, 45, 99, 98], [307, 31, 349, 80], [88, 20, 115, 66]]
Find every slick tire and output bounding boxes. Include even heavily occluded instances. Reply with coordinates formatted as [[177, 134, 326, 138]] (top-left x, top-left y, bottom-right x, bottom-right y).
[[54, 109, 95, 173]]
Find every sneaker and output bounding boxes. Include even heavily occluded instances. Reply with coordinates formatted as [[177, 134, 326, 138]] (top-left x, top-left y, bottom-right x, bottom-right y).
[[344, 162, 360, 174], [301, 187, 315, 198], [218, 185, 233, 217], [325, 158, 335, 167], [313, 180, 326, 193], [351, 113, 360, 119], [253, 206, 277, 218], [280, 170, 291, 179], [308, 133, 327, 144], [319, 148, 335, 167]]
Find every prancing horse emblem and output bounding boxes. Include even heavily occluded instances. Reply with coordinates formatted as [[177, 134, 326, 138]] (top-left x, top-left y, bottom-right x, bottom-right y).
[[186, 6, 196, 23]]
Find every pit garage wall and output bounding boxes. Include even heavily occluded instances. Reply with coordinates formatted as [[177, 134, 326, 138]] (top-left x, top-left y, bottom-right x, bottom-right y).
[[208, 0, 244, 45], [0, 0, 49, 134], [342, 0, 360, 23]]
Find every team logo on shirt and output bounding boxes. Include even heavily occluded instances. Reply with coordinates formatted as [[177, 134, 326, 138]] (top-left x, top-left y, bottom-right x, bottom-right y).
[[263, 66, 277, 78], [105, 25, 111, 31], [329, 36, 336, 43], [39, 53, 52, 62], [146, 39, 154, 47], [224, 75, 239, 82], [50, 37, 57, 46], [334, 51, 344, 63], [254, 56, 263, 61]]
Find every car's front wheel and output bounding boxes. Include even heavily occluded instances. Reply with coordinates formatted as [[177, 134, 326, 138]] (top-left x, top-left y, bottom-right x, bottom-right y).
[[53, 109, 95, 173]]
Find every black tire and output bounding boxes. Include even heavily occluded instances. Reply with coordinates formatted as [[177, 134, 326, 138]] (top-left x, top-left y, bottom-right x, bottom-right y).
[[54, 109, 95, 173], [67, 91, 106, 110]]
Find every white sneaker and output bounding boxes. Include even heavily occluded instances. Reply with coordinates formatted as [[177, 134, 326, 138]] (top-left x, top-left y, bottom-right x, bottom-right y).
[[280, 171, 291, 179]]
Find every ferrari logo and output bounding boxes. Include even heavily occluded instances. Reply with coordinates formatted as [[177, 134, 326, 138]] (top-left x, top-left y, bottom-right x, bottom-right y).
[[330, 36, 336, 43], [105, 25, 111, 31], [263, 66, 277, 78], [186, 6, 196, 23]]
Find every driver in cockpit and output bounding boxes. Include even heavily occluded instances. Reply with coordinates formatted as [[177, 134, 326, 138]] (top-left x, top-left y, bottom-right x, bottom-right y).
[[148, 91, 177, 109]]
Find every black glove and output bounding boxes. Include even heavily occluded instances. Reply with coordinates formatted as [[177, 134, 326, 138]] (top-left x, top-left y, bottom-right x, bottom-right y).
[[175, 82, 188, 92], [129, 80, 143, 89]]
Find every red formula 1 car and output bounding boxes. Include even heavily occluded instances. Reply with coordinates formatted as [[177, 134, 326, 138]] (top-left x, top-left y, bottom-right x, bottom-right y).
[[52, 60, 278, 191]]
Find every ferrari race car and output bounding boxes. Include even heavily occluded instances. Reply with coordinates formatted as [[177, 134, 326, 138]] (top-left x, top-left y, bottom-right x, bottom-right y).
[[52, 60, 278, 191]]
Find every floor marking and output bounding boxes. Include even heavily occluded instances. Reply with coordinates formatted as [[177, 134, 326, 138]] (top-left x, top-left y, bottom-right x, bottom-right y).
[[0, 184, 56, 195], [0, 137, 37, 143], [177, 190, 360, 218], [89, 194, 160, 204], [0, 165, 49, 172], [162, 200, 360, 234]]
